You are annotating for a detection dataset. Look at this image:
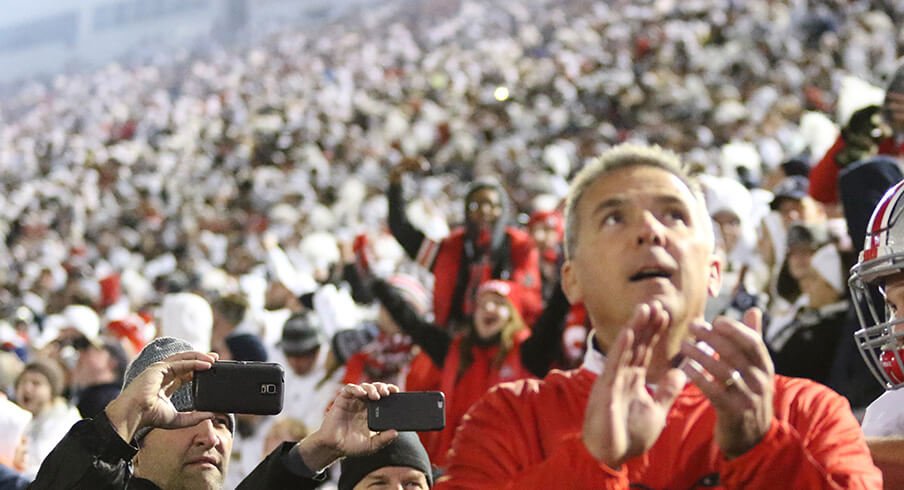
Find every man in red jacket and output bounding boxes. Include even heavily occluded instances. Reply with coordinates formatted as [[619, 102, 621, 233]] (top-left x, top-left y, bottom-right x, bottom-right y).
[[810, 61, 904, 206], [436, 144, 881, 489], [388, 158, 542, 328]]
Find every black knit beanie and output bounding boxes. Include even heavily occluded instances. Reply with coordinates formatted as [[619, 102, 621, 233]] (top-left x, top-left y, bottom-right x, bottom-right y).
[[338, 432, 433, 489]]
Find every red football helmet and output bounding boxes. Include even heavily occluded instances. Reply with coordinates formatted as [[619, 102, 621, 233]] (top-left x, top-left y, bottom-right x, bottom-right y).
[[850, 180, 904, 389]]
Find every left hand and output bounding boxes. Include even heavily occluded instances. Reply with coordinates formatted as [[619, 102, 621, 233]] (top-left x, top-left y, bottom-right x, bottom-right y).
[[679, 308, 773, 459]]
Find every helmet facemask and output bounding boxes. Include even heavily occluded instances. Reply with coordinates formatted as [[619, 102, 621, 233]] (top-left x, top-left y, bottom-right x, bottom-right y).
[[850, 254, 904, 389], [851, 180, 904, 389]]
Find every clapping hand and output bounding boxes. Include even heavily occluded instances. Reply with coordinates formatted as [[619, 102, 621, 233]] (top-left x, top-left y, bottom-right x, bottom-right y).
[[679, 308, 773, 458], [582, 301, 687, 468]]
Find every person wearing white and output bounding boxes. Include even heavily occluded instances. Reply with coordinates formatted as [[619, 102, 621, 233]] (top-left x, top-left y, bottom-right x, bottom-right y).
[[14, 359, 82, 479], [0, 396, 31, 474], [275, 312, 344, 432], [862, 389, 904, 437]]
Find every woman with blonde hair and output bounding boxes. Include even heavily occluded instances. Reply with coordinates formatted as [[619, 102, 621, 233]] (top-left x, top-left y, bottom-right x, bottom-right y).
[[372, 278, 535, 468]]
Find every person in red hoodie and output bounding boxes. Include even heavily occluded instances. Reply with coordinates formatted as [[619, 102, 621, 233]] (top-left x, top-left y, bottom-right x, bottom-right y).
[[523, 207, 591, 375], [436, 144, 880, 489], [388, 158, 542, 328], [527, 209, 565, 302], [340, 274, 430, 388], [371, 278, 534, 469], [809, 61, 904, 206]]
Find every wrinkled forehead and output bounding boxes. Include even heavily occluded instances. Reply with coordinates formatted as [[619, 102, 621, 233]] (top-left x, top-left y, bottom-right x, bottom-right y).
[[564, 158, 714, 260], [596, 166, 713, 241], [584, 166, 704, 213]]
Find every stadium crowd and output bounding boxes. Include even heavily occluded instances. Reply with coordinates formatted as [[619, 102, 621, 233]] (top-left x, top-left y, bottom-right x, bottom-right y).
[[1, 0, 904, 488]]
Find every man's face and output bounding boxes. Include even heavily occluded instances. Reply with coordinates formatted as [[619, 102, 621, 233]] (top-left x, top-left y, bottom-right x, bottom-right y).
[[530, 221, 561, 252], [72, 344, 113, 386], [711, 210, 741, 253], [134, 416, 233, 490], [776, 198, 805, 227], [880, 272, 904, 353], [786, 243, 816, 281], [883, 273, 904, 322], [776, 197, 822, 228], [352, 466, 429, 490], [285, 348, 320, 376], [466, 188, 502, 230], [562, 165, 720, 359]]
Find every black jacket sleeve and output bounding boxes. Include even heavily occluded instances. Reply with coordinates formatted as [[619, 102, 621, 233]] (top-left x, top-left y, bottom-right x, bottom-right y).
[[520, 281, 571, 378], [839, 155, 904, 253], [28, 411, 137, 490], [342, 262, 375, 304], [236, 442, 325, 490], [387, 182, 426, 260], [0, 464, 30, 490], [371, 278, 451, 367]]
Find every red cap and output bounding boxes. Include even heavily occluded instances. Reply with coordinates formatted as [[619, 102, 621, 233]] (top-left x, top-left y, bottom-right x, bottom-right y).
[[477, 280, 512, 299], [107, 314, 152, 354], [99, 274, 121, 309], [477, 280, 525, 318], [528, 210, 564, 238], [352, 233, 371, 271]]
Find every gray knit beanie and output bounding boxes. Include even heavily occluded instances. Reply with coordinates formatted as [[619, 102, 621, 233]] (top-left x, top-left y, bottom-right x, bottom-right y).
[[122, 336, 234, 441]]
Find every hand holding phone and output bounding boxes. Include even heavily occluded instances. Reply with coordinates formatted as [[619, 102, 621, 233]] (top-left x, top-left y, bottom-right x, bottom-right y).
[[367, 391, 445, 432], [193, 361, 285, 415]]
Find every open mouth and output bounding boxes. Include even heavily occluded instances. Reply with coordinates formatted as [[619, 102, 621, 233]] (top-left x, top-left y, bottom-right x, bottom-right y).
[[481, 313, 500, 326], [629, 267, 673, 282]]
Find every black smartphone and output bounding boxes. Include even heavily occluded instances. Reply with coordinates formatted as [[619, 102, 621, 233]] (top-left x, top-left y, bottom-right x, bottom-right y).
[[367, 391, 445, 432], [193, 361, 284, 415]]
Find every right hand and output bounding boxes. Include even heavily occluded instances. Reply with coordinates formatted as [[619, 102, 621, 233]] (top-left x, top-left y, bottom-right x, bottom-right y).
[[298, 383, 401, 471], [105, 351, 219, 442], [388, 156, 429, 183], [582, 302, 686, 468]]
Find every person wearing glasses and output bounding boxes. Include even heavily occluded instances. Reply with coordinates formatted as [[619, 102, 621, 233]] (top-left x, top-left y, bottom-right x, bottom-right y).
[[387, 157, 542, 329]]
